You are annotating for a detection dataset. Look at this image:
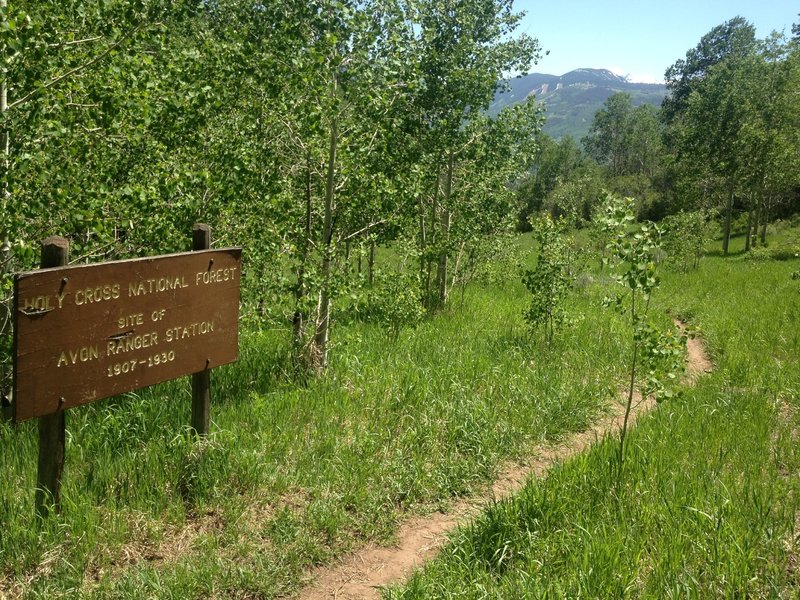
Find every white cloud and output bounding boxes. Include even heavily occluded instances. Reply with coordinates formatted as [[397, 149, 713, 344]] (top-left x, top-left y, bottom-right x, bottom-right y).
[[607, 66, 664, 85], [627, 72, 665, 85]]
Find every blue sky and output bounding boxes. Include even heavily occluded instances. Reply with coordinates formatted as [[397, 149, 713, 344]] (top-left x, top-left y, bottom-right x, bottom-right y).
[[512, 1, 798, 83]]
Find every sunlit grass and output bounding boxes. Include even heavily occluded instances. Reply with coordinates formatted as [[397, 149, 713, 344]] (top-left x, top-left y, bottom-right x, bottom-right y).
[[0, 243, 632, 598], [6, 227, 797, 598], [387, 250, 800, 598]]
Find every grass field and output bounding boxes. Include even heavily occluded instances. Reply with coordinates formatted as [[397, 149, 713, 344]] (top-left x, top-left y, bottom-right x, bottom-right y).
[[1, 236, 635, 598], [2, 228, 798, 598], [388, 245, 800, 598]]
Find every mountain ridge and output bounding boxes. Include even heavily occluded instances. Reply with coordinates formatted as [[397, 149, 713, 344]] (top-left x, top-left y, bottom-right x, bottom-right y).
[[491, 68, 667, 140]]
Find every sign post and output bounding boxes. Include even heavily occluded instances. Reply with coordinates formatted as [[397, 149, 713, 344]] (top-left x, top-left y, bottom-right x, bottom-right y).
[[34, 236, 69, 518], [12, 230, 241, 515], [191, 223, 212, 436], [13, 247, 241, 421]]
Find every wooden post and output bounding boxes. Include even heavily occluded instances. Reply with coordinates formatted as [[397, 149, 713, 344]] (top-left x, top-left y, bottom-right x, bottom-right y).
[[35, 236, 69, 518], [191, 224, 211, 436]]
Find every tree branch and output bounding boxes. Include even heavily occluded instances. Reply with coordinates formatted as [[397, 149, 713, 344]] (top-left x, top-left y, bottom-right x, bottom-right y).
[[8, 25, 144, 111], [47, 35, 104, 48], [341, 219, 387, 242]]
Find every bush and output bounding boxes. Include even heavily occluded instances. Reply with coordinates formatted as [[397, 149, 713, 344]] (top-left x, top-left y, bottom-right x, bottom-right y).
[[363, 270, 425, 340], [522, 216, 574, 343], [660, 210, 716, 272], [746, 238, 800, 261]]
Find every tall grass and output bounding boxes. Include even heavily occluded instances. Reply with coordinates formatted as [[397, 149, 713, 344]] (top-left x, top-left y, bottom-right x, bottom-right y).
[[387, 252, 800, 598], [0, 242, 635, 598]]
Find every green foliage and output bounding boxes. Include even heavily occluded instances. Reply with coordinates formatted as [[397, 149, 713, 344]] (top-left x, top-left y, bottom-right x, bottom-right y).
[[362, 269, 425, 341], [418, 97, 543, 310], [545, 169, 605, 226], [583, 93, 664, 179], [633, 320, 686, 401], [0, 0, 546, 382], [665, 21, 800, 252], [660, 210, 716, 271], [522, 216, 574, 343], [600, 195, 661, 297], [516, 134, 604, 230], [516, 134, 583, 226], [663, 16, 757, 123], [0, 257, 629, 597], [6, 3, 799, 594], [389, 241, 800, 599], [599, 194, 685, 464], [746, 238, 800, 262], [473, 234, 527, 287]]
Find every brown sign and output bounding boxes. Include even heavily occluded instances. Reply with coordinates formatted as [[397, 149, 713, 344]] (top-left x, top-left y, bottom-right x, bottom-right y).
[[13, 248, 241, 422]]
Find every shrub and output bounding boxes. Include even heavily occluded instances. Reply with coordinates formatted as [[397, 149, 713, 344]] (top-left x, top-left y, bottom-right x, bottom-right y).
[[660, 210, 716, 271], [364, 270, 425, 340], [598, 194, 685, 468], [522, 216, 574, 343]]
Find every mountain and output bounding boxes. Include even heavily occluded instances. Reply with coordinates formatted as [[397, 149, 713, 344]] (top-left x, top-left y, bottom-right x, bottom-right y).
[[490, 68, 667, 141]]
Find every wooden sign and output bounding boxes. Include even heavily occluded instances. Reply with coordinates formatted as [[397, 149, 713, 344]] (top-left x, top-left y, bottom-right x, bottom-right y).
[[13, 248, 241, 423]]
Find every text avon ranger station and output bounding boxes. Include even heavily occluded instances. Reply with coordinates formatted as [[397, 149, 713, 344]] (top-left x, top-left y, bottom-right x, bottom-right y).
[[13, 248, 242, 422]]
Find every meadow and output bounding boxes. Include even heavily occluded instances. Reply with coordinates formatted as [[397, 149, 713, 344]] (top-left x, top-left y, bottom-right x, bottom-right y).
[[0, 234, 621, 598], [1, 226, 798, 599], [1, 5, 797, 598], [389, 232, 800, 598]]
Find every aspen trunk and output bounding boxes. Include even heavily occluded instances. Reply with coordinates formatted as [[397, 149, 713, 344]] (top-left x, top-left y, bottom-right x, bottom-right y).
[[435, 207, 451, 307], [450, 240, 466, 294], [435, 152, 454, 308], [0, 4, 11, 413], [745, 197, 754, 252], [722, 184, 734, 256], [424, 171, 441, 306], [292, 156, 313, 356], [368, 239, 376, 287], [752, 200, 761, 247], [312, 86, 338, 371], [417, 196, 426, 288]]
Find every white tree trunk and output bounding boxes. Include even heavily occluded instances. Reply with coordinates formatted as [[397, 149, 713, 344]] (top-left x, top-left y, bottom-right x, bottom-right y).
[[312, 77, 338, 371]]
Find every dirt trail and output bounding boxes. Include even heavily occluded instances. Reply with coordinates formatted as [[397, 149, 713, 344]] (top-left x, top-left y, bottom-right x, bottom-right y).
[[295, 322, 712, 600]]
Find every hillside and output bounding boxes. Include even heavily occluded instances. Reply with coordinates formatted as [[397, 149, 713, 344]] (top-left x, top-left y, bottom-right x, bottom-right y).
[[491, 68, 667, 140]]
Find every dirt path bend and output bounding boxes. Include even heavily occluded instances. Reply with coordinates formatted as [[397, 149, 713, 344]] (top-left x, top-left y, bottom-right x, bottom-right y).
[[295, 321, 712, 600]]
